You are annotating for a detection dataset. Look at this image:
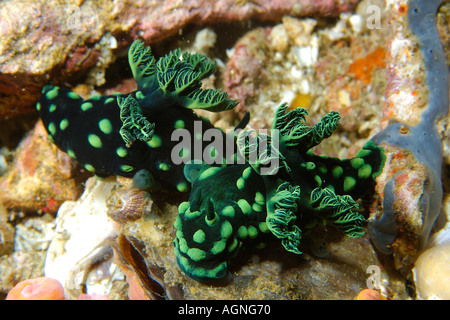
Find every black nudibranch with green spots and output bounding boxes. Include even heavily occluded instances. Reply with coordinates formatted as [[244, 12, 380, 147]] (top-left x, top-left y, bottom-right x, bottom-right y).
[[37, 40, 238, 192], [37, 40, 386, 284], [174, 104, 386, 282]]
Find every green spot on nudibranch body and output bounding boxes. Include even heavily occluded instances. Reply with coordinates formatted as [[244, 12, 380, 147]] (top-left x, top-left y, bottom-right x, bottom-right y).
[[242, 166, 252, 179], [187, 248, 206, 262], [237, 199, 252, 215], [45, 87, 59, 100], [228, 238, 239, 253], [104, 97, 115, 104], [48, 122, 56, 136], [59, 119, 69, 130], [193, 230, 206, 244], [317, 162, 327, 174], [211, 239, 226, 255], [158, 162, 170, 171], [179, 202, 190, 214], [221, 220, 233, 239], [67, 91, 80, 99], [185, 208, 202, 219], [259, 222, 269, 233], [177, 181, 188, 192], [254, 192, 265, 205], [174, 120, 185, 129], [221, 205, 235, 218], [146, 135, 161, 148], [356, 148, 372, 158], [67, 149, 76, 159], [343, 176, 357, 192], [238, 226, 248, 239], [332, 166, 344, 179], [303, 162, 316, 170], [120, 165, 134, 172], [88, 134, 102, 148], [247, 225, 258, 239], [89, 94, 102, 100], [116, 147, 128, 158], [350, 157, 365, 169], [199, 167, 221, 181], [236, 177, 245, 190], [358, 164, 372, 179], [314, 175, 322, 187], [84, 164, 95, 172], [81, 102, 94, 111], [252, 203, 263, 212], [98, 119, 113, 134], [49, 104, 57, 113]]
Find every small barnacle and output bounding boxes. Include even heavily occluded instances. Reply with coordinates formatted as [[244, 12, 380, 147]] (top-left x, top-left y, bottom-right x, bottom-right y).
[[106, 186, 154, 225], [398, 125, 410, 135]]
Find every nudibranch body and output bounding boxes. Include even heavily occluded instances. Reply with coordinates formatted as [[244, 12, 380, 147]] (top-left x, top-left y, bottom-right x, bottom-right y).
[[37, 40, 238, 192], [174, 104, 386, 282], [36, 40, 386, 284]]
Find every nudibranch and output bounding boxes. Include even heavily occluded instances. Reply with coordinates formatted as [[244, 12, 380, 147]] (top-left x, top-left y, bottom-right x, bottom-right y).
[[174, 104, 386, 282], [37, 40, 238, 192], [36, 40, 386, 284]]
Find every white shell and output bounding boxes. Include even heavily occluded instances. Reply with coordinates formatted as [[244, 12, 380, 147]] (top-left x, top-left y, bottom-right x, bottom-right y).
[[44, 177, 124, 299]]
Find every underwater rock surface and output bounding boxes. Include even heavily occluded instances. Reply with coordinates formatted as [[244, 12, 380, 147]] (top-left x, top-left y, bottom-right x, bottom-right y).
[[369, 0, 449, 279], [0, 0, 359, 118], [0, 121, 86, 214]]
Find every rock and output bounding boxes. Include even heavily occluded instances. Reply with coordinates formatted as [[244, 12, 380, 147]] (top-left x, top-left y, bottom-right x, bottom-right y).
[[0, 252, 47, 298], [0, 0, 359, 118], [368, 0, 449, 282], [0, 121, 86, 214], [0, 202, 14, 257], [224, 13, 388, 157]]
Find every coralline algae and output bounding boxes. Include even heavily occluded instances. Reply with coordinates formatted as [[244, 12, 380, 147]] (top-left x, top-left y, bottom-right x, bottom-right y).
[[369, 0, 449, 270]]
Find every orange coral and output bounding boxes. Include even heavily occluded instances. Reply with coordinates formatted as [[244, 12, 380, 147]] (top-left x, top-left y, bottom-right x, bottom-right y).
[[348, 46, 386, 84], [6, 277, 65, 300], [356, 289, 386, 300]]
